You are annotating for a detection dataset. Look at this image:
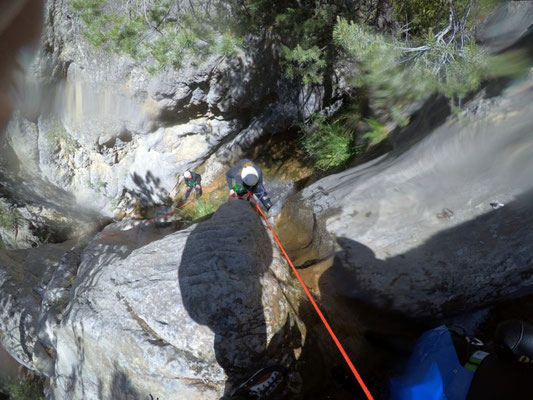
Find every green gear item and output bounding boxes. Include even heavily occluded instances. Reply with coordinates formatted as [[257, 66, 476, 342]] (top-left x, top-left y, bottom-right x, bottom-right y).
[[233, 183, 245, 193], [464, 350, 489, 371]]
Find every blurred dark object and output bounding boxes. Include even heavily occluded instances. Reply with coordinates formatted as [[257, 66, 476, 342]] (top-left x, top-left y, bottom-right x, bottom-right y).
[[0, 0, 43, 130], [466, 319, 533, 398], [364, 331, 418, 357], [494, 319, 533, 361], [466, 353, 533, 400], [230, 365, 286, 400]]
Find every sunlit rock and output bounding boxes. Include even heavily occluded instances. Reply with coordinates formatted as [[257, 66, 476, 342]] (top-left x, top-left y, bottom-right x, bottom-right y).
[[302, 77, 533, 318], [49, 201, 305, 399]]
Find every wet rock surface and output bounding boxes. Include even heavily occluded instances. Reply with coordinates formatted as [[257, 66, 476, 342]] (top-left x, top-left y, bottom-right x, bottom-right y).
[[273, 198, 334, 267]]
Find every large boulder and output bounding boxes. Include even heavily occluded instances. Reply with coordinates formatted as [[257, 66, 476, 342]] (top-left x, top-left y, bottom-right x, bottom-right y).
[[48, 200, 305, 399]]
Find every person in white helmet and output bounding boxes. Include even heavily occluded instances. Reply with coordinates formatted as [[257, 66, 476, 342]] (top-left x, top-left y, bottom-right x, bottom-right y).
[[226, 159, 272, 210], [183, 170, 202, 201]]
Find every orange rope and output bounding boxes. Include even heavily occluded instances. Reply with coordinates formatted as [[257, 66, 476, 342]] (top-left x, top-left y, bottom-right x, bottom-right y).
[[250, 196, 375, 400]]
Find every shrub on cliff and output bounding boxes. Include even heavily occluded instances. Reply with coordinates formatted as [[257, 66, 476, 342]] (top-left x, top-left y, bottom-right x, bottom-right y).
[[1, 375, 44, 400], [180, 199, 217, 222], [300, 113, 365, 170], [70, 0, 392, 79], [71, 0, 242, 71], [333, 13, 490, 122]]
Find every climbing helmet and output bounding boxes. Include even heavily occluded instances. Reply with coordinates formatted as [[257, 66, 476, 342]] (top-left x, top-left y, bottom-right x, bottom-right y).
[[241, 166, 259, 186]]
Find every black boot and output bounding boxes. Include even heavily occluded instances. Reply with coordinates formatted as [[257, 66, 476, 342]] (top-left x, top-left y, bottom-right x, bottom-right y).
[[261, 195, 273, 211]]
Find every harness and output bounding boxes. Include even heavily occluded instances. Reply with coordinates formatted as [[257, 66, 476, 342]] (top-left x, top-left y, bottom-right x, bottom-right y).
[[233, 183, 247, 194], [254, 185, 266, 200], [233, 182, 265, 198]]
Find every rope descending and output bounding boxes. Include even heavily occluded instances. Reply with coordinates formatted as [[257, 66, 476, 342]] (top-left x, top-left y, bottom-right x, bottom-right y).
[[249, 195, 375, 400]]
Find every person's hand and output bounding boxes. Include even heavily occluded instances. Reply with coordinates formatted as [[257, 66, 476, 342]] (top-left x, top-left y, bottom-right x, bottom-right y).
[[229, 189, 235, 196], [195, 184, 201, 189]]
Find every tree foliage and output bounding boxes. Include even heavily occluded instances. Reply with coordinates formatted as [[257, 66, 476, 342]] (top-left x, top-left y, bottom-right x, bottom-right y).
[[71, 0, 241, 71], [333, 9, 489, 119], [71, 0, 499, 170], [300, 113, 365, 170], [71, 0, 392, 79], [230, 0, 391, 83], [2, 376, 44, 400], [393, 0, 501, 39]]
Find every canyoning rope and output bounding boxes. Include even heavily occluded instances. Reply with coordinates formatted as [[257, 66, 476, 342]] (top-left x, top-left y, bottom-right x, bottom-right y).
[[248, 195, 375, 400]]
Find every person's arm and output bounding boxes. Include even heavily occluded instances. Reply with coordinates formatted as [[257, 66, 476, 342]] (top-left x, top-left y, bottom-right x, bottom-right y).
[[192, 172, 201, 185], [253, 162, 264, 187], [226, 166, 239, 189]]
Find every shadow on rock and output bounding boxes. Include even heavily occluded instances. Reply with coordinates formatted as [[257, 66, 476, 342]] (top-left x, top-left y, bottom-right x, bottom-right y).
[[323, 187, 533, 321], [97, 362, 144, 400], [305, 188, 533, 397], [178, 200, 273, 397], [61, 321, 145, 400], [128, 171, 171, 207]]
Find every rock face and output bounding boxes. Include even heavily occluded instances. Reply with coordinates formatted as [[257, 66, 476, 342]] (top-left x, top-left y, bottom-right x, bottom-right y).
[[0, 240, 78, 377], [5, 0, 341, 217], [273, 199, 334, 268], [37, 200, 305, 399], [476, 1, 533, 52], [296, 3, 533, 319], [302, 73, 533, 318]]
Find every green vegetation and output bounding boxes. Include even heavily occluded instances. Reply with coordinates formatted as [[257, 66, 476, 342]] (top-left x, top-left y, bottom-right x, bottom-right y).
[[242, 3, 337, 84], [394, 0, 469, 37], [281, 45, 326, 85], [301, 110, 402, 170], [1, 376, 44, 400], [393, 0, 501, 38], [87, 179, 108, 195], [333, 17, 489, 116], [216, 32, 243, 57], [301, 0, 496, 165], [363, 118, 390, 147], [301, 113, 357, 170], [0, 207, 24, 237], [71, 0, 242, 71], [70, 0, 344, 78], [47, 121, 78, 156], [71, 0, 501, 170], [32, 226, 53, 245], [180, 199, 217, 222], [71, 0, 494, 94]]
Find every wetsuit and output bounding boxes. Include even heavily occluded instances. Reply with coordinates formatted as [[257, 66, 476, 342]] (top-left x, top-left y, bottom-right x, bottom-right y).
[[389, 324, 533, 400], [184, 172, 202, 200], [226, 159, 272, 210]]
